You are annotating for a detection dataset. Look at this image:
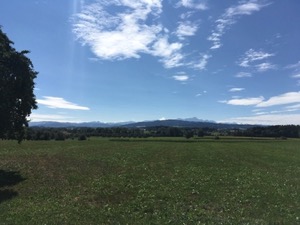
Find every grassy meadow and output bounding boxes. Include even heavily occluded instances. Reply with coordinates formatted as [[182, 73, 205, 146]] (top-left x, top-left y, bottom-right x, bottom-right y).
[[0, 137, 299, 224]]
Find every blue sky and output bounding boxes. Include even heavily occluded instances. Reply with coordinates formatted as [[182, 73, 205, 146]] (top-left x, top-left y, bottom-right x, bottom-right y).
[[1, 0, 300, 125]]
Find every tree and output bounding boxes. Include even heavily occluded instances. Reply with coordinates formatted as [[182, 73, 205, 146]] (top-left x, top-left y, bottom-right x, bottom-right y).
[[0, 27, 37, 142], [184, 130, 194, 139]]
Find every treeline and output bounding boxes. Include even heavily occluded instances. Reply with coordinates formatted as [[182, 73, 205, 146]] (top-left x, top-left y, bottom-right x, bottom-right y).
[[21, 127, 212, 141], [237, 125, 300, 138], [2, 125, 298, 141]]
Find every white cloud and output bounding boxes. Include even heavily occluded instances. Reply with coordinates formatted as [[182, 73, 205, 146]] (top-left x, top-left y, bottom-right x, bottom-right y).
[[37, 96, 90, 110], [177, 0, 208, 10], [292, 74, 300, 78], [239, 49, 275, 67], [257, 91, 300, 107], [151, 36, 184, 68], [208, 1, 270, 49], [221, 91, 300, 110], [255, 62, 277, 72], [287, 62, 300, 83], [73, 0, 186, 68], [207, 31, 223, 50], [254, 112, 267, 115], [191, 54, 211, 70], [235, 72, 252, 78], [196, 90, 207, 97], [173, 75, 189, 81], [218, 114, 300, 125], [176, 21, 198, 39], [221, 96, 264, 106], [224, 1, 268, 17], [286, 61, 300, 70], [29, 113, 77, 122], [73, 1, 163, 59], [180, 11, 194, 20], [229, 87, 245, 92], [285, 104, 300, 110], [252, 109, 263, 112]]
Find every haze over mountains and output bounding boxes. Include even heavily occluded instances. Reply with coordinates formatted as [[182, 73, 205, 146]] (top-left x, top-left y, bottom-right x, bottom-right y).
[[29, 118, 257, 129]]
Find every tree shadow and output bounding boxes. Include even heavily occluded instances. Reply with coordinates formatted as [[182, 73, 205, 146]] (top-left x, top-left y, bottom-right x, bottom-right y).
[[0, 170, 26, 204]]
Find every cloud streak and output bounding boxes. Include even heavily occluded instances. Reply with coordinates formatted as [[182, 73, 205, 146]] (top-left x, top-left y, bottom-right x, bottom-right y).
[[229, 87, 245, 92], [37, 96, 90, 110], [219, 114, 300, 125], [257, 91, 300, 107], [173, 74, 189, 81], [238, 49, 275, 67], [191, 54, 211, 70], [208, 0, 270, 49], [221, 91, 300, 109], [221, 96, 264, 106], [286, 61, 300, 70], [177, 0, 208, 10], [235, 72, 252, 78], [255, 62, 276, 72], [29, 113, 75, 122]]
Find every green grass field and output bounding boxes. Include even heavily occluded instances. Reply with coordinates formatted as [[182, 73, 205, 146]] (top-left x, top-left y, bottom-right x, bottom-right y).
[[0, 137, 299, 224]]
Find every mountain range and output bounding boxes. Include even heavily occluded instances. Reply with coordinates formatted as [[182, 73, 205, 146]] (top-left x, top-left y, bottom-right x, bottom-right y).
[[29, 118, 259, 129]]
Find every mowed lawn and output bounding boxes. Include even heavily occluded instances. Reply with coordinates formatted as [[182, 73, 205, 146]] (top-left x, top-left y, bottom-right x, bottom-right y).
[[0, 137, 299, 224]]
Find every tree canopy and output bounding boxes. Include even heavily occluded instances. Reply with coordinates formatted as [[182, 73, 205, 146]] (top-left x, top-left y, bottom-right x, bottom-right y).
[[0, 27, 37, 142]]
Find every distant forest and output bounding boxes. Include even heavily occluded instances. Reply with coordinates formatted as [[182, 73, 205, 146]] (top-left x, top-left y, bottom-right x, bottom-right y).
[[2, 125, 299, 141]]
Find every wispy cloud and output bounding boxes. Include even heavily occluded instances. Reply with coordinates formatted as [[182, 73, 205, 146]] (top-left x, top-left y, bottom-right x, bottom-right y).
[[229, 87, 245, 92], [237, 48, 276, 72], [177, 0, 208, 10], [195, 90, 207, 97], [29, 113, 77, 122], [176, 21, 198, 39], [238, 49, 275, 67], [291, 74, 300, 78], [191, 54, 211, 70], [235, 72, 252, 78], [151, 36, 184, 68], [221, 91, 300, 109], [208, 1, 270, 49], [286, 61, 300, 70], [255, 62, 277, 72], [37, 96, 90, 110], [218, 114, 300, 125], [286, 61, 300, 83], [252, 107, 299, 116], [285, 104, 300, 110], [257, 91, 300, 107]]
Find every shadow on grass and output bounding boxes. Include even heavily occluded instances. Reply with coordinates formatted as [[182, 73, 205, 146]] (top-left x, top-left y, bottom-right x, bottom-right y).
[[0, 170, 26, 204]]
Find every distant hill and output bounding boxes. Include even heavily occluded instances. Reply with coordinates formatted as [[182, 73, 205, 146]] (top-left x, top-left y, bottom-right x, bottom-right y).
[[29, 121, 133, 128], [122, 119, 256, 129], [29, 118, 258, 129]]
